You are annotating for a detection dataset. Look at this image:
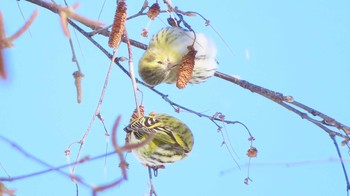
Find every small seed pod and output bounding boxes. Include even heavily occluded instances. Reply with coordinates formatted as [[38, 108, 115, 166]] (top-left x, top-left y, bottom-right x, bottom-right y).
[[176, 45, 197, 89], [108, 1, 127, 48], [246, 146, 258, 158], [147, 3, 160, 20], [141, 28, 148, 37]]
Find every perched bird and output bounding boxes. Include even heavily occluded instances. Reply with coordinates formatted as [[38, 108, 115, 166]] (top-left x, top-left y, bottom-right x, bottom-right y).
[[124, 112, 194, 169], [138, 27, 218, 87]]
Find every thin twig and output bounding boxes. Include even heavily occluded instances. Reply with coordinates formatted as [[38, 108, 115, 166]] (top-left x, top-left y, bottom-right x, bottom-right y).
[[330, 134, 350, 193], [0, 134, 92, 189], [124, 29, 141, 117], [96, 113, 111, 177], [16, 0, 33, 37], [0, 162, 10, 178], [93, 116, 126, 195], [69, 18, 117, 175], [64, 24, 82, 71], [173, 7, 235, 56], [148, 167, 158, 196], [125, 0, 149, 21], [290, 101, 350, 135], [0, 152, 114, 184], [223, 157, 350, 171]]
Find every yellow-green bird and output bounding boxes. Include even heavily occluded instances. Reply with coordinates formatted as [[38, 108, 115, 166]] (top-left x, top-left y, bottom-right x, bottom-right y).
[[138, 27, 218, 86], [124, 113, 194, 169]]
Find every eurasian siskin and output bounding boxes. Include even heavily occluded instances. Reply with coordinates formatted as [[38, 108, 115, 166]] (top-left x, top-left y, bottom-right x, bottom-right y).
[[138, 27, 218, 86], [124, 112, 194, 169]]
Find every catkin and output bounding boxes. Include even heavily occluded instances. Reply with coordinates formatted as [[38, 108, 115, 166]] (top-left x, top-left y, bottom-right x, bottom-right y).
[[176, 46, 197, 89], [108, 1, 127, 48], [73, 71, 84, 104], [130, 105, 145, 122]]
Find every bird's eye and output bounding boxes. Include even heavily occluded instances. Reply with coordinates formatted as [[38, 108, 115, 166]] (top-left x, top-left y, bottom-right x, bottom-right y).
[[157, 61, 163, 64]]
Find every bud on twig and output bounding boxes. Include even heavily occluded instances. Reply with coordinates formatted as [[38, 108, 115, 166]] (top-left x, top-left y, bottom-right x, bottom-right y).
[[147, 3, 160, 20]]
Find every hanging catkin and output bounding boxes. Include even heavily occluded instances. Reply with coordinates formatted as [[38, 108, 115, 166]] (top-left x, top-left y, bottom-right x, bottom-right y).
[[108, 1, 127, 48], [176, 45, 197, 89]]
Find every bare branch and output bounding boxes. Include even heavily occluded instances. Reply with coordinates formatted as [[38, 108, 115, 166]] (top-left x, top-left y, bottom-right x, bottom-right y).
[[214, 71, 350, 139], [0, 134, 92, 189]]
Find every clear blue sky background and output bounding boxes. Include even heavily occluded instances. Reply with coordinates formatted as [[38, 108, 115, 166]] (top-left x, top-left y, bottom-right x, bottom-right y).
[[1, 1, 350, 195]]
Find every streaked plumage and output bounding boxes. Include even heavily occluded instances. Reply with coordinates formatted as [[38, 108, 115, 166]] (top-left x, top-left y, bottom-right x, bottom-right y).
[[124, 113, 194, 169], [139, 27, 218, 86]]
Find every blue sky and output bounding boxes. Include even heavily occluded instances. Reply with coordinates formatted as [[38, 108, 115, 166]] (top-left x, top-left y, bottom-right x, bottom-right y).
[[1, 0, 350, 195]]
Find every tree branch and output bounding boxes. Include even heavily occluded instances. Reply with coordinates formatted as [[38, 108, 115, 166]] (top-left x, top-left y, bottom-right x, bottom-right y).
[[214, 71, 350, 139]]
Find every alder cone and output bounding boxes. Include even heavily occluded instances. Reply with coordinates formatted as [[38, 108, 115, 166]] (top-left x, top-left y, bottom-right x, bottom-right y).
[[176, 46, 197, 89]]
